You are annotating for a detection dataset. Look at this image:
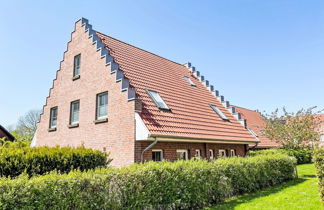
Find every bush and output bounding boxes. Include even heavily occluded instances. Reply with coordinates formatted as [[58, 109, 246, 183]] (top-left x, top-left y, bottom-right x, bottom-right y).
[[0, 146, 109, 177], [0, 154, 296, 209], [249, 148, 313, 164], [314, 149, 324, 204]]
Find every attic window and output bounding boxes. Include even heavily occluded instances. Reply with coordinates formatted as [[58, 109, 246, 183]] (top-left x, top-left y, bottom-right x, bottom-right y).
[[147, 90, 170, 110], [247, 128, 258, 137], [184, 76, 196, 87], [210, 105, 229, 121]]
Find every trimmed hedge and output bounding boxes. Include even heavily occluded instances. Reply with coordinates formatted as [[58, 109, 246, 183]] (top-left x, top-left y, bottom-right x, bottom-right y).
[[249, 148, 313, 164], [0, 154, 296, 209], [314, 149, 324, 204], [0, 146, 108, 177]]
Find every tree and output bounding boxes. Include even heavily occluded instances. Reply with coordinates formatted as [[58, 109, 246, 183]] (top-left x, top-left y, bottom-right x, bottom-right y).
[[262, 107, 323, 149], [15, 109, 42, 142]]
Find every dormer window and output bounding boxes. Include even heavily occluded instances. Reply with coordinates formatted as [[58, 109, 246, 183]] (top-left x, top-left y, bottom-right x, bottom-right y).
[[73, 54, 81, 78], [210, 105, 229, 121], [147, 90, 170, 110], [184, 76, 196, 87]]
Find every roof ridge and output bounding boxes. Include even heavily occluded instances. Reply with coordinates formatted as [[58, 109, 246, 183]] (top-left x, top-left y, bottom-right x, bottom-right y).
[[96, 31, 185, 68], [232, 105, 259, 113]]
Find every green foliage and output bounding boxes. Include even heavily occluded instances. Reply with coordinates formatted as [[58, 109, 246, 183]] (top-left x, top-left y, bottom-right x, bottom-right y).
[[249, 148, 313, 164], [314, 149, 324, 204], [262, 107, 322, 149], [0, 154, 296, 209], [0, 146, 109, 178]]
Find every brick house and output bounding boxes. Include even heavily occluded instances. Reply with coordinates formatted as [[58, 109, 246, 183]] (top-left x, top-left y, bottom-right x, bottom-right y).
[[0, 125, 15, 141], [316, 114, 324, 147], [233, 106, 281, 149], [32, 18, 258, 167]]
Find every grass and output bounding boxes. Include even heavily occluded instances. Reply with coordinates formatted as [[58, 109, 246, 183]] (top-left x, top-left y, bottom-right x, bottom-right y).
[[207, 164, 323, 210]]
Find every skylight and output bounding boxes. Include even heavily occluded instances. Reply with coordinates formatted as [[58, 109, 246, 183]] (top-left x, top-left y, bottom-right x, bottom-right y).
[[184, 76, 196, 87], [147, 90, 170, 110], [210, 105, 229, 121], [247, 128, 258, 137]]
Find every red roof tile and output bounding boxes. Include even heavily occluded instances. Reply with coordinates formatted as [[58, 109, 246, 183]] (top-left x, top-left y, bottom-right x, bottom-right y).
[[97, 32, 257, 143], [233, 106, 281, 148]]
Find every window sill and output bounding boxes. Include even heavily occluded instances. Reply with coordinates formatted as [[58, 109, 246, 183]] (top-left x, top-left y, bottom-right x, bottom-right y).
[[72, 75, 80, 81], [94, 118, 108, 124], [68, 123, 79, 128], [48, 127, 57, 132]]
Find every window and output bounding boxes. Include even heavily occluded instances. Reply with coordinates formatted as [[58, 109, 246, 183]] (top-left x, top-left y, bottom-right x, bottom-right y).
[[70, 100, 80, 124], [96, 92, 108, 119], [152, 149, 163, 161], [147, 90, 169, 110], [230, 149, 236, 157], [210, 105, 229, 121], [176, 149, 188, 160], [195, 149, 201, 157], [209, 149, 214, 159], [73, 54, 81, 77], [49, 107, 58, 128], [321, 134, 324, 142], [184, 76, 196, 87], [219, 149, 226, 157], [248, 128, 258, 137]]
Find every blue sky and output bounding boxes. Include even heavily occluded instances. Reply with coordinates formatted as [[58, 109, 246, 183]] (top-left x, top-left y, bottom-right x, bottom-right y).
[[1, 0, 323, 128]]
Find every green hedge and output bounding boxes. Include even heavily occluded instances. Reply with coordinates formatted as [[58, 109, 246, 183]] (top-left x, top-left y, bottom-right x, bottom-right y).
[[314, 149, 324, 204], [249, 148, 312, 164], [0, 154, 296, 209], [0, 146, 108, 177]]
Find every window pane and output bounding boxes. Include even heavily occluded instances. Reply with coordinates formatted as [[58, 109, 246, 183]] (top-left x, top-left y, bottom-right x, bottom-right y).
[[97, 92, 108, 119], [184, 76, 196, 86], [152, 151, 162, 161], [74, 54, 81, 76], [176, 150, 187, 160], [50, 107, 57, 128], [71, 101, 80, 124], [210, 105, 229, 121], [148, 90, 169, 110]]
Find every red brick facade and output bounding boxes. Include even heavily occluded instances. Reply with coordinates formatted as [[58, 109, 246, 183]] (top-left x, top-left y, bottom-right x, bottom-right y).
[[34, 18, 255, 167]]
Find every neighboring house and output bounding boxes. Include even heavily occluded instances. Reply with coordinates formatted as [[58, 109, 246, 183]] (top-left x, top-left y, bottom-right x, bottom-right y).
[[315, 114, 324, 147], [233, 106, 281, 149], [0, 125, 15, 141], [32, 18, 258, 167]]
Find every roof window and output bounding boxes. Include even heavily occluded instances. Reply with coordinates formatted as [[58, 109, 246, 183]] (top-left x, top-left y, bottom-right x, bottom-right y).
[[210, 105, 229, 121], [147, 90, 170, 110], [184, 76, 196, 87]]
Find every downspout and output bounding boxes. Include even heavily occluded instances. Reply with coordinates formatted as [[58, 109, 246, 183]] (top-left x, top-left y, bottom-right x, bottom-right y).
[[141, 137, 158, 163]]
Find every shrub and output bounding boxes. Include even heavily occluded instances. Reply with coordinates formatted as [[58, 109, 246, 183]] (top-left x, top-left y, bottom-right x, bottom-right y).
[[314, 149, 324, 204], [0, 146, 109, 177], [0, 154, 296, 209], [249, 148, 312, 164]]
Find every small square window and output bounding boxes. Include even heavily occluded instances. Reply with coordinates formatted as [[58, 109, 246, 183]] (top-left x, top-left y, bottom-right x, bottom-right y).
[[209, 149, 214, 159], [210, 105, 229, 121], [96, 92, 108, 120], [49, 107, 58, 128], [195, 149, 201, 157], [152, 149, 163, 161], [184, 76, 196, 87], [73, 54, 81, 77], [176, 149, 188, 160], [230, 149, 236, 157], [147, 90, 170, 110], [219, 149, 226, 157], [70, 100, 80, 125]]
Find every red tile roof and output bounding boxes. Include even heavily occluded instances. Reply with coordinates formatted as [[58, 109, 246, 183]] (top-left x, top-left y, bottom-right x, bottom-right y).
[[97, 32, 257, 143], [233, 106, 281, 148]]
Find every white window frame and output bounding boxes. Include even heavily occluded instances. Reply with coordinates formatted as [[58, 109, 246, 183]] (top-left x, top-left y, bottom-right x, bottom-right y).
[[184, 76, 197, 87], [176, 149, 188, 160], [152, 149, 163, 161], [320, 134, 324, 142], [230, 149, 235, 157], [73, 54, 81, 77], [210, 105, 229, 121], [209, 149, 214, 159], [49, 107, 58, 128], [96, 92, 108, 120], [219, 149, 227, 157], [70, 100, 80, 125], [147, 90, 170, 110], [195, 149, 201, 157]]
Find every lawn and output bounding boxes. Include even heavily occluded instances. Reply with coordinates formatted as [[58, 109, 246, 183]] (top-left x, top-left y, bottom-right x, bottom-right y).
[[207, 164, 322, 210]]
